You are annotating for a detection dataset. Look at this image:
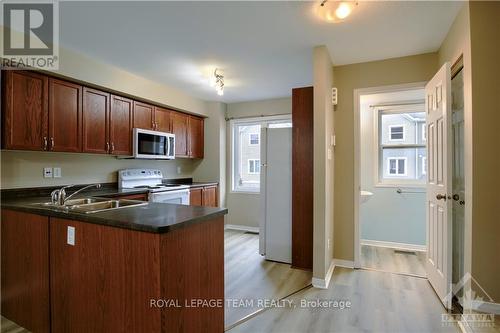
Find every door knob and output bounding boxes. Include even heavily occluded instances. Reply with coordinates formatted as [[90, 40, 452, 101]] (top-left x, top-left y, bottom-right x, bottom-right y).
[[452, 194, 460, 201], [436, 194, 447, 201]]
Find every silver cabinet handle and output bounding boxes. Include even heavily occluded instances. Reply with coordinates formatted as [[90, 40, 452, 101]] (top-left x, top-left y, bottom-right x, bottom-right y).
[[43, 137, 48, 150], [106, 142, 110, 153], [110, 142, 115, 153], [50, 137, 54, 150]]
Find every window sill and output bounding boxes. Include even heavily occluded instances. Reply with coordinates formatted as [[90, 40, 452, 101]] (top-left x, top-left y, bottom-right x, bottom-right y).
[[374, 183, 426, 189], [230, 190, 260, 195]]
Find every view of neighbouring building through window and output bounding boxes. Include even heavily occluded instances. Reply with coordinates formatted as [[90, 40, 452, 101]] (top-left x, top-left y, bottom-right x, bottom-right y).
[[379, 111, 427, 183]]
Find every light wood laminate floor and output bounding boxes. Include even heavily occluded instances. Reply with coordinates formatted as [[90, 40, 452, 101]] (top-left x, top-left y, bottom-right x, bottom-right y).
[[229, 267, 461, 333], [1, 317, 29, 333], [225, 229, 312, 328], [361, 244, 427, 277]]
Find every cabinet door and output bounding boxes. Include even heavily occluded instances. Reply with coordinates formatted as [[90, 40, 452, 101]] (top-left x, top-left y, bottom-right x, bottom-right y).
[[154, 106, 171, 132], [109, 95, 133, 155], [82, 88, 110, 154], [48, 79, 82, 152], [202, 186, 218, 207], [188, 116, 204, 158], [2, 71, 48, 150], [189, 188, 203, 206], [1, 210, 50, 333], [170, 111, 189, 157], [133, 101, 154, 130], [50, 218, 161, 333]]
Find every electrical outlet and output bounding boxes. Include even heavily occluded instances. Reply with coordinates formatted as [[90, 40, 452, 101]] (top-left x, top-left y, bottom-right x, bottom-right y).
[[328, 238, 331, 250], [67, 226, 75, 246], [43, 167, 53, 178], [177, 166, 181, 175], [53, 167, 62, 178]]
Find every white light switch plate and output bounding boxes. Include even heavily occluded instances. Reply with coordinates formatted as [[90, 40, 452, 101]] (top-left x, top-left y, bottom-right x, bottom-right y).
[[67, 226, 75, 246], [44, 167, 53, 178], [53, 167, 62, 178]]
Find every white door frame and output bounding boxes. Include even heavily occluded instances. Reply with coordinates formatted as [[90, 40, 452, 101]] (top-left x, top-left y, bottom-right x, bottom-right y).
[[353, 81, 428, 269]]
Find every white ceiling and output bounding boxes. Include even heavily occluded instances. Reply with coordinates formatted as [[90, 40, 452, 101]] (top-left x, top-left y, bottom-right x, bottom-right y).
[[59, 1, 463, 103]]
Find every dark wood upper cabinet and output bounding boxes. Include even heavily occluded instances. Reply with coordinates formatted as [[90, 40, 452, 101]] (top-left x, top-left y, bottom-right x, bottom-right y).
[[154, 106, 171, 133], [2, 71, 48, 151], [170, 111, 189, 157], [109, 95, 133, 156], [291, 87, 314, 271], [1, 210, 50, 333], [188, 116, 204, 159], [2, 71, 204, 159], [133, 101, 154, 130], [48, 79, 82, 152], [82, 88, 110, 154]]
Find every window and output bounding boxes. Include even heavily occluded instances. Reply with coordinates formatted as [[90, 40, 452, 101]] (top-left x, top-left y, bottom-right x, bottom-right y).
[[249, 133, 259, 145], [231, 115, 292, 192], [248, 159, 260, 174], [377, 108, 426, 185], [387, 157, 407, 176], [422, 156, 427, 175], [389, 125, 405, 141], [422, 125, 426, 142]]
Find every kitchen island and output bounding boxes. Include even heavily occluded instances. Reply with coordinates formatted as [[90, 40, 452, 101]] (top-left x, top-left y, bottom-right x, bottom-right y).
[[1, 188, 227, 333]]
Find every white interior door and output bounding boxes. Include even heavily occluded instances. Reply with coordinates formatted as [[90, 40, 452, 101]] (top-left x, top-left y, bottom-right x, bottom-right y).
[[425, 62, 453, 308], [261, 127, 292, 263]]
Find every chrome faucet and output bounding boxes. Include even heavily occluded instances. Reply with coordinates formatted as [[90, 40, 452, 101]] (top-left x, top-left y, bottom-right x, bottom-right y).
[[51, 183, 101, 206]]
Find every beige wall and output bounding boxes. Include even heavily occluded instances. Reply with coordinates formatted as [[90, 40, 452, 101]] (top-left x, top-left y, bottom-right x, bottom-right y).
[[192, 102, 227, 207], [332, 53, 438, 261], [312, 46, 335, 281], [225, 97, 292, 228], [0, 151, 195, 188], [467, 1, 500, 302]]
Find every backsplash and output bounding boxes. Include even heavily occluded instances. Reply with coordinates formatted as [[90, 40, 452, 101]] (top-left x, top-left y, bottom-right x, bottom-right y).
[[0, 150, 196, 189]]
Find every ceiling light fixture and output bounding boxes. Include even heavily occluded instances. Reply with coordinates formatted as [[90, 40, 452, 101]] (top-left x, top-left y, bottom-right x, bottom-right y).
[[213, 69, 224, 96], [316, 0, 358, 23]]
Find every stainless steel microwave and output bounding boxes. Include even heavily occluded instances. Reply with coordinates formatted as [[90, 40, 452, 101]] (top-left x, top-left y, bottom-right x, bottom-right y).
[[133, 128, 175, 159]]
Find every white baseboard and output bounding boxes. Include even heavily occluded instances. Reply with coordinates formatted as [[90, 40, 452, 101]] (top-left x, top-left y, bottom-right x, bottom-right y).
[[333, 258, 355, 268], [224, 224, 259, 233], [361, 239, 426, 252], [312, 261, 335, 289]]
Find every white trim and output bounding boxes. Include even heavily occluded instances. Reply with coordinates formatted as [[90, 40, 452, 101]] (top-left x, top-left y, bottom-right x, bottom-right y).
[[333, 259, 355, 268], [389, 124, 405, 141], [224, 224, 259, 233], [354, 82, 427, 269], [361, 239, 426, 252], [311, 261, 335, 289], [471, 300, 500, 315]]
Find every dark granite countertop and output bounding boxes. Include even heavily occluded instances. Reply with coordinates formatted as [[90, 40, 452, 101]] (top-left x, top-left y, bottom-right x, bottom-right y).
[[1, 183, 226, 233]]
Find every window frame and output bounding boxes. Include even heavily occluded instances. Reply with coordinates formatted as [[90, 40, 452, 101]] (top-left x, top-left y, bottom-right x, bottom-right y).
[[248, 133, 260, 145], [230, 115, 292, 193], [422, 156, 427, 175], [374, 105, 426, 187], [387, 157, 407, 176], [248, 159, 260, 174], [389, 124, 405, 142]]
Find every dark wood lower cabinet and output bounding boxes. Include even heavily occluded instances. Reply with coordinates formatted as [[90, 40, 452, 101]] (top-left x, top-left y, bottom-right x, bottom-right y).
[[50, 218, 162, 333], [202, 186, 218, 208], [50, 216, 224, 333], [189, 188, 203, 206], [1, 210, 50, 333]]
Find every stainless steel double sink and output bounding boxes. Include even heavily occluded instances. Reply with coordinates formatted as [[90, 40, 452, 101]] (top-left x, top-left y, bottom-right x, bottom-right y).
[[35, 197, 148, 214]]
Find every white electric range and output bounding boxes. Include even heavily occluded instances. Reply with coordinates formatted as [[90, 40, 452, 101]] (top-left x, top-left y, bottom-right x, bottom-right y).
[[118, 169, 190, 205]]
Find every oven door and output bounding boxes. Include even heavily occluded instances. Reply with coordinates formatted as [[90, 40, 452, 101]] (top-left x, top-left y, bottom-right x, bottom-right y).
[[133, 128, 175, 159], [149, 189, 190, 205]]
